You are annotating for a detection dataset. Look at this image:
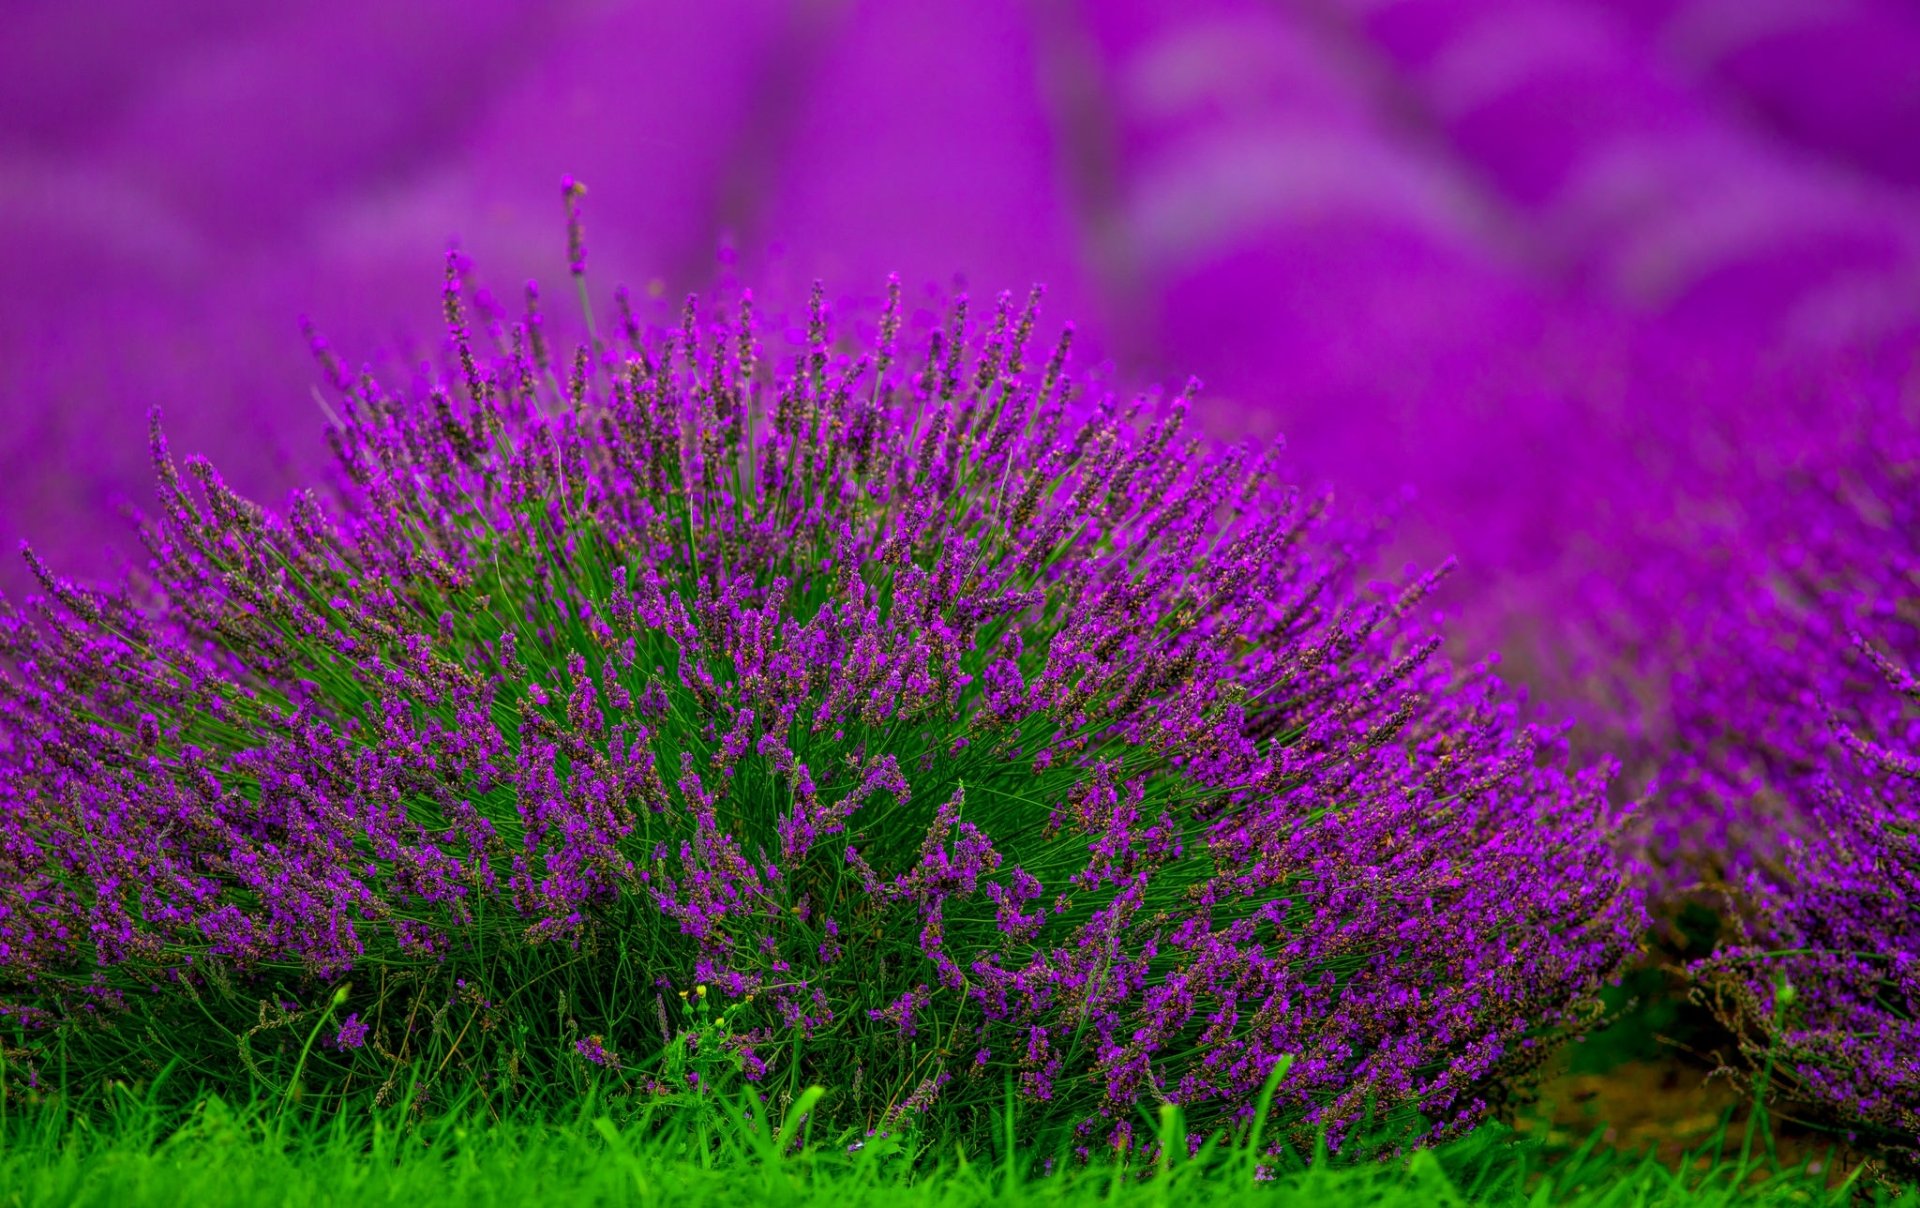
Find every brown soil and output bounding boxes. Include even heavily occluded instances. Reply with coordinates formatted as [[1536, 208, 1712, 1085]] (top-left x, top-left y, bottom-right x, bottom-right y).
[[1518, 1055, 1861, 1183]]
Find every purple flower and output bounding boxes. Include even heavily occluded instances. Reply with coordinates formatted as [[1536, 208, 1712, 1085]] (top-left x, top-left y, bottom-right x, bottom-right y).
[[334, 1012, 368, 1051], [1649, 382, 1920, 1171], [0, 219, 1640, 1147], [575, 1035, 620, 1071]]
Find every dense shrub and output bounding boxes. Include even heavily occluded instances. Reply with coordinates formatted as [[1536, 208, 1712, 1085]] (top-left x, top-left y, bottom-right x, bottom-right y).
[[1681, 390, 1920, 1170], [0, 227, 1640, 1154]]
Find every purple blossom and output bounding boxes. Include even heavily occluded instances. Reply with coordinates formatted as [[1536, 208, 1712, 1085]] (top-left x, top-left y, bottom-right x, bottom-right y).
[[575, 1035, 620, 1071], [1638, 382, 1920, 1171], [334, 1012, 368, 1050], [0, 227, 1641, 1148]]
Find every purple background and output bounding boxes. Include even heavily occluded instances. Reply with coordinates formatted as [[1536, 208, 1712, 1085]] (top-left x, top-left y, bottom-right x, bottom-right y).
[[4, 0, 1917, 661]]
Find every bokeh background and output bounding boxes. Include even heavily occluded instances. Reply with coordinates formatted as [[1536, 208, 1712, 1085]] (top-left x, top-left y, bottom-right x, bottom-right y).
[[4, 0, 1918, 689]]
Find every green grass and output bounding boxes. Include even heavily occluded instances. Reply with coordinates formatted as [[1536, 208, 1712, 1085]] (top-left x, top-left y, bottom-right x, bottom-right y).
[[0, 1084, 1909, 1207]]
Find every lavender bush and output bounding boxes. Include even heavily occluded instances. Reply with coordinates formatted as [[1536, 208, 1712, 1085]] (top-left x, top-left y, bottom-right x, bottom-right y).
[[0, 222, 1640, 1152], [1672, 388, 1920, 1170]]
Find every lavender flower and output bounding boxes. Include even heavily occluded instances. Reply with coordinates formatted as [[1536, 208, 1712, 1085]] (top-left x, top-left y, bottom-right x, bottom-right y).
[[335, 1013, 369, 1051], [0, 228, 1640, 1150], [575, 1035, 620, 1071], [1668, 387, 1920, 1170]]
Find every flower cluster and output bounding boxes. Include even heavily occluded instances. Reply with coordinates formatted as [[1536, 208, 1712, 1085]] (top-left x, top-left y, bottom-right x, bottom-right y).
[[0, 247, 1640, 1150], [1674, 387, 1920, 1169]]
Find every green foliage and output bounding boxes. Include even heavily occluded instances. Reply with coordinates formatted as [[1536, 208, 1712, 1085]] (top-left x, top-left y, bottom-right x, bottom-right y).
[[0, 1078, 1906, 1208]]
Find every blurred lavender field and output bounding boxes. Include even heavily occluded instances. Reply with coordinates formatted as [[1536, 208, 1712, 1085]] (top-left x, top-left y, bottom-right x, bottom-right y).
[[3, 0, 1916, 730], [8, 0, 1920, 1156]]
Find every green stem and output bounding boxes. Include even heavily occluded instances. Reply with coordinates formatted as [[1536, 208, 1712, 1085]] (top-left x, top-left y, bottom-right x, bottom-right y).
[[281, 983, 351, 1124]]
